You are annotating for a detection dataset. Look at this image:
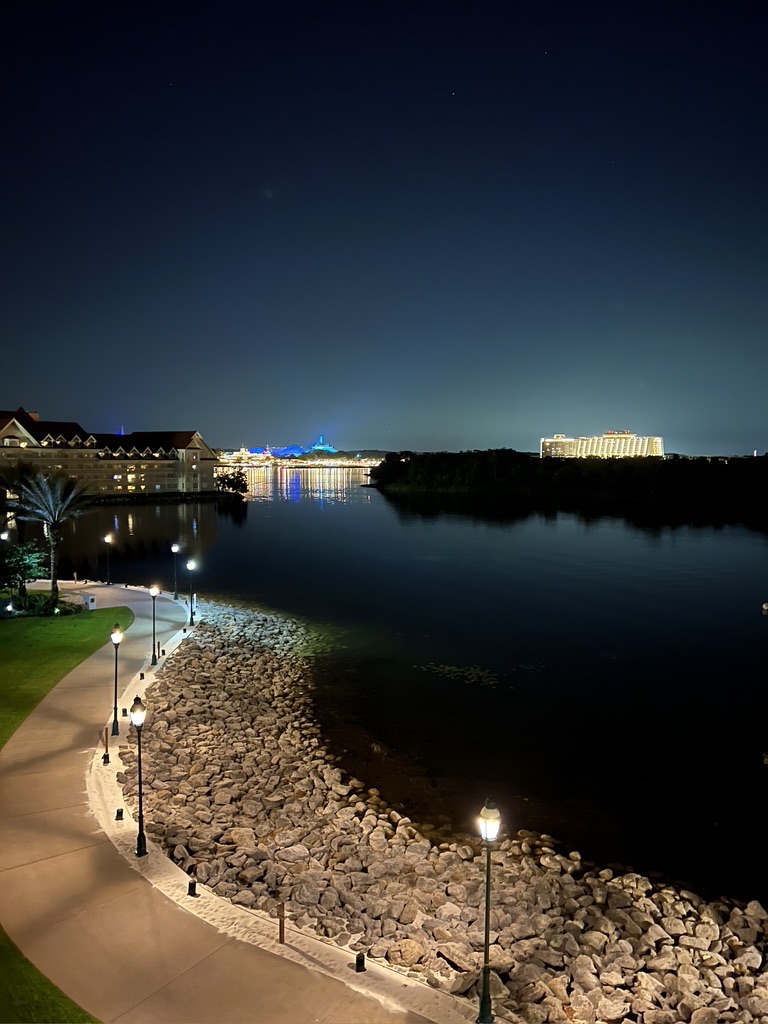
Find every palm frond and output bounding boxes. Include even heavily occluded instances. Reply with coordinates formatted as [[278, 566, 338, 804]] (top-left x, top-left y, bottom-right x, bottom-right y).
[[11, 473, 92, 528]]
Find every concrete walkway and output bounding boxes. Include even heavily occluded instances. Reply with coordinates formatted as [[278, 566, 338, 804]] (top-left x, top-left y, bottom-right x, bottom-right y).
[[0, 583, 471, 1024]]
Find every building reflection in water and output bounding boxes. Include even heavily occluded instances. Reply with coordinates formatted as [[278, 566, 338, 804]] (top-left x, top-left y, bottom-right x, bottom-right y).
[[59, 500, 217, 586], [245, 466, 371, 506], [50, 468, 371, 586]]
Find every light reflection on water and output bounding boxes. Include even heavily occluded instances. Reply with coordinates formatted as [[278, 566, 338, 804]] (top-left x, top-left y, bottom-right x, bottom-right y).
[[51, 467, 767, 903], [244, 465, 374, 505]]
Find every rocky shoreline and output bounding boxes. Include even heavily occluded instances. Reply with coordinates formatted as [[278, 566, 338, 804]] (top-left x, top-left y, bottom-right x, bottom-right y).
[[118, 600, 768, 1023]]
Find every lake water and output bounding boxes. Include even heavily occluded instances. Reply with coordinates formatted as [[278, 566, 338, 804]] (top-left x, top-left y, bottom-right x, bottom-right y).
[[53, 466, 767, 904]]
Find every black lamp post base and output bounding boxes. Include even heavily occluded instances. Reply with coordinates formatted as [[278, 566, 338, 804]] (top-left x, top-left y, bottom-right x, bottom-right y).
[[136, 834, 148, 857], [111, 720, 119, 736], [477, 967, 494, 1023]]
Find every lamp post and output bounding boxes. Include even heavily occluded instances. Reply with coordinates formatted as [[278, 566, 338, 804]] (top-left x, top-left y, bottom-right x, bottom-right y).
[[171, 543, 180, 600], [186, 559, 196, 626], [110, 623, 123, 736], [129, 696, 148, 858], [477, 798, 501, 1024], [149, 585, 159, 665], [104, 534, 113, 585]]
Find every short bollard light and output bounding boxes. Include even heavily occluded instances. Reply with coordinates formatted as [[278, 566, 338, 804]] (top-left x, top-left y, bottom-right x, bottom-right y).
[[187, 879, 199, 897], [115, 809, 123, 821], [355, 952, 366, 973], [110, 624, 123, 736], [476, 798, 501, 1024], [130, 696, 148, 858]]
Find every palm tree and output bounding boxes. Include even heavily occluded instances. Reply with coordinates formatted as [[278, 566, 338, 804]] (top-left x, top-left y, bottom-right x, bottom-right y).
[[7, 471, 93, 607]]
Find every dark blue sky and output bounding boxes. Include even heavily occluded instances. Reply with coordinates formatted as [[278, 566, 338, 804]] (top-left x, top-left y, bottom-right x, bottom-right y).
[[3, 1, 766, 454]]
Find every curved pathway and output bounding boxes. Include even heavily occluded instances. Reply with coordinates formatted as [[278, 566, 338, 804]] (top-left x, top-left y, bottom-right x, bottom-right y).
[[0, 583, 465, 1024]]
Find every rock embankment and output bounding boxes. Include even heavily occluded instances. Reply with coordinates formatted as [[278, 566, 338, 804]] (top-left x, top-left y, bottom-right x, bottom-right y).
[[118, 602, 768, 1023]]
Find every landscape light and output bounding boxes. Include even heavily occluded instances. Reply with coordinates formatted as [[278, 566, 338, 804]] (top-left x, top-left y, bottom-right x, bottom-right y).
[[110, 624, 123, 735], [477, 798, 501, 1023], [129, 696, 148, 857], [186, 560, 197, 626], [149, 585, 160, 665], [171, 543, 180, 599]]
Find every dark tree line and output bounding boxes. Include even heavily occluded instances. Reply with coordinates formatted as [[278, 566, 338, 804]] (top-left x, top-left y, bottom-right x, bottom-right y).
[[369, 450, 768, 529]]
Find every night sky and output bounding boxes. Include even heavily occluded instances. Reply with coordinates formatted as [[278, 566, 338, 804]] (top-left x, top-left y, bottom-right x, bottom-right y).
[[3, 1, 766, 454]]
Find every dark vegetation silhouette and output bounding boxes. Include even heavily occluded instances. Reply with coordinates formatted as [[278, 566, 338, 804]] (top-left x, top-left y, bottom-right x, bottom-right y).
[[369, 450, 768, 531]]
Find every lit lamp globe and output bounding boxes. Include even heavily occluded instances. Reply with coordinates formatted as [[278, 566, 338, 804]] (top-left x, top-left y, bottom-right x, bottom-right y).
[[129, 695, 146, 728], [149, 585, 160, 599], [478, 799, 501, 843]]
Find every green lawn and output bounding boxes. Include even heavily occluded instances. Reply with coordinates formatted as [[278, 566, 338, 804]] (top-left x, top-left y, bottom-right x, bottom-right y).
[[0, 606, 134, 1024]]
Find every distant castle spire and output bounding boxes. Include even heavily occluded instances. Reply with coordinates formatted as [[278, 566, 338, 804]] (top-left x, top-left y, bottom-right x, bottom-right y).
[[308, 435, 337, 453]]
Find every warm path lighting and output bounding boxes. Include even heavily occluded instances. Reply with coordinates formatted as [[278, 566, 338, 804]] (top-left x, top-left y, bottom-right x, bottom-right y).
[[129, 696, 148, 858], [477, 798, 501, 1024], [149, 585, 160, 665], [110, 623, 123, 736], [478, 798, 501, 843], [171, 543, 180, 599], [104, 534, 113, 585], [186, 559, 197, 626]]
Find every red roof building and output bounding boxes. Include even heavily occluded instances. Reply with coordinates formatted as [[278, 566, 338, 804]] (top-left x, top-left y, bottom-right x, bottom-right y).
[[0, 407, 219, 494]]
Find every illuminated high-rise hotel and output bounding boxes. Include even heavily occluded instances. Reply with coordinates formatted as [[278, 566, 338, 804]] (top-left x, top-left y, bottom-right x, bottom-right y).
[[540, 431, 665, 458]]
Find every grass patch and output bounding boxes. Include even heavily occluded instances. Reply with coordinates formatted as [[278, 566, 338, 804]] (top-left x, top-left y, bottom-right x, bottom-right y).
[[0, 608, 134, 749], [0, 928, 100, 1024], [0, 606, 134, 1023]]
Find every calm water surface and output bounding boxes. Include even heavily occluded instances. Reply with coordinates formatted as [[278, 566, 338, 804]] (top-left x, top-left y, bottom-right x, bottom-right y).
[[55, 467, 767, 903]]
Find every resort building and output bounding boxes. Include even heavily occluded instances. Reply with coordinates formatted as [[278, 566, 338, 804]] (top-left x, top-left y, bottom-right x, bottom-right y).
[[0, 407, 219, 494], [540, 431, 665, 458]]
